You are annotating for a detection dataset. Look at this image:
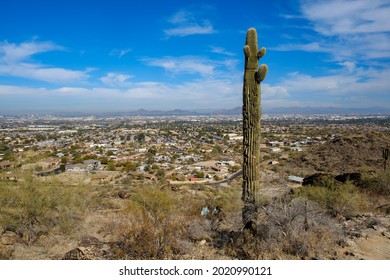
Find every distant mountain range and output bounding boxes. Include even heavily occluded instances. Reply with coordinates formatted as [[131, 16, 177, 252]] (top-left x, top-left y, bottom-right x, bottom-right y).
[[103, 106, 390, 116], [5, 106, 390, 117], [263, 106, 390, 114]]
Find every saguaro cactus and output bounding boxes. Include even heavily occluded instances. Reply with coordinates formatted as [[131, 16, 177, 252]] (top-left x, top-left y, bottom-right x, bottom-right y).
[[242, 28, 268, 231], [383, 147, 389, 171]]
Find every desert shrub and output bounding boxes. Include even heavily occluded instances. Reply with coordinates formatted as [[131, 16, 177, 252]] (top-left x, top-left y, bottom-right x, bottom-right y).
[[116, 187, 188, 259], [209, 183, 242, 213], [177, 192, 206, 218], [51, 183, 92, 234], [0, 173, 91, 242], [0, 174, 56, 241], [223, 197, 342, 259], [121, 176, 132, 185], [295, 179, 365, 217], [361, 171, 390, 196]]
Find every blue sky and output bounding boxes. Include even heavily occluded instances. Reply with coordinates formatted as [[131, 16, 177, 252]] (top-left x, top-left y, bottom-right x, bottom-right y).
[[0, 0, 389, 114]]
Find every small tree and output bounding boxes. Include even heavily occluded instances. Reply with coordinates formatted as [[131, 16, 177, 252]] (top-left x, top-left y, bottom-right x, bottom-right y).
[[108, 162, 116, 171], [135, 133, 146, 144]]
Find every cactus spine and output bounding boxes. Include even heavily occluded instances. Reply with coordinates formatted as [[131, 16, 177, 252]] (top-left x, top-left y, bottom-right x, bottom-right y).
[[242, 28, 268, 231], [383, 147, 389, 171]]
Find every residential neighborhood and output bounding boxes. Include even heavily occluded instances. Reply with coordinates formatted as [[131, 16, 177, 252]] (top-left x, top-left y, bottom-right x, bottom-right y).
[[1, 112, 390, 261], [1, 113, 388, 187]]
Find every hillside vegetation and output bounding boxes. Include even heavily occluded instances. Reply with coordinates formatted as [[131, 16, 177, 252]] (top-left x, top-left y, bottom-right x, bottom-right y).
[[1, 132, 390, 259]]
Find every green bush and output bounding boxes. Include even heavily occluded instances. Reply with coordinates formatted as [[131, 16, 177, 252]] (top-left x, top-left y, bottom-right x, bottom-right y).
[[295, 179, 365, 217], [361, 171, 390, 196], [0, 173, 91, 243]]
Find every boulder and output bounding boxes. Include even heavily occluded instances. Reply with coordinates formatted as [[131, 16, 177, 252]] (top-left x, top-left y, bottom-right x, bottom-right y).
[[0, 243, 14, 259], [63, 236, 113, 260], [1, 231, 17, 246], [62, 248, 86, 260], [186, 221, 212, 242], [118, 190, 130, 199], [302, 173, 333, 186], [335, 172, 362, 184]]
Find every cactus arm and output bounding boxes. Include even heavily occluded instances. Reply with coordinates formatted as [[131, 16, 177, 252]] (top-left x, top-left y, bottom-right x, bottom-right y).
[[257, 47, 266, 59], [255, 64, 268, 83], [244, 45, 251, 57]]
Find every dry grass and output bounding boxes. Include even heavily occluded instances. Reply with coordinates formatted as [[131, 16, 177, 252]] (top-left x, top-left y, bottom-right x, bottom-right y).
[[212, 196, 342, 259], [2, 168, 386, 260], [0, 172, 92, 244]]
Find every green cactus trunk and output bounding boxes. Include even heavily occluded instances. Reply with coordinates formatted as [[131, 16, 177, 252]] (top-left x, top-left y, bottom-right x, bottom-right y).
[[242, 28, 268, 231], [383, 147, 389, 171]]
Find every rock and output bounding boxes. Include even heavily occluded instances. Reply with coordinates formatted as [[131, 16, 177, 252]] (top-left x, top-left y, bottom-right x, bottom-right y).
[[302, 173, 333, 186], [187, 221, 212, 242], [63, 248, 87, 260], [345, 240, 357, 248], [342, 221, 350, 227], [344, 251, 355, 257], [78, 235, 102, 247], [118, 190, 130, 199], [381, 231, 390, 239], [303, 172, 363, 187], [199, 240, 207, 246], [0, 243, 14, 259], [362, 213, 374, 218], [1, 231, 17, 245], [372, 225, 386, 233], [63, 236, 115, 260], [335, 172, 361, 184]]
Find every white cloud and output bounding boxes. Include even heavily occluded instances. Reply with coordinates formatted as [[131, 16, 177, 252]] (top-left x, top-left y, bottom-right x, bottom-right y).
[[271, 68, 390, 108], [164, 22, 215, 37], [164, 8, 216, 37], [109, 48, 132, 58], [0, 63, 91, 84], [142, 56, 240, 79], [2, 65, 389, 111], [269, 0, 390, 110], [262, 84, 289, 99], [272, 42, 324, 52], [143, 56, 216, 76], [281, 72, 353, 93], [0, 85, 47, 96], [274, 0, 390, 60], [209, 46, 235, 56], [100, 72, 134, 87], [338, 61, 356, 72], [167, 10, 193, 25], [55, 87, 92, 96], [301, 0, 390, 36], [0, 41, 64, 63], [274, 34, 390, 60], [0, 40, 91, 84], [0, 76, 244, 111]]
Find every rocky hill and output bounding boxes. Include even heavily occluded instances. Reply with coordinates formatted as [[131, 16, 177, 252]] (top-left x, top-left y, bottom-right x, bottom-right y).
[[289, 132, 390, 175]]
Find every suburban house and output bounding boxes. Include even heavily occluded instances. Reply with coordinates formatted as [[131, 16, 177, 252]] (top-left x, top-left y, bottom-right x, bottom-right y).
[[217, 158, 235, 166], [0, 161, 13, 170], [66, 159, 101, 172], [66, 163, 89, 172], [290, 146, 303, 152]]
